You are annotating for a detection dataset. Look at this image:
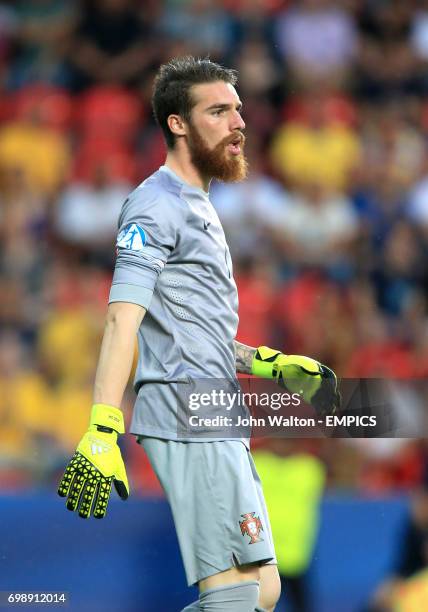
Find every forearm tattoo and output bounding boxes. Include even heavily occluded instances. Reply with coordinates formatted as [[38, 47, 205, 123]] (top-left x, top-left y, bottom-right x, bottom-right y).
[[234, 341, 256, 374]]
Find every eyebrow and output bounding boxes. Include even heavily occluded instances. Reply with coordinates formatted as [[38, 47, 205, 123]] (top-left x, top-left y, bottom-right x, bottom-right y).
[[205, 102, 243, 112]]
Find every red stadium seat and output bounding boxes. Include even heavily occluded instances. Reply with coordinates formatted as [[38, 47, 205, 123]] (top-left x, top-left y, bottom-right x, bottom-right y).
[[76, 86, 144, 145], [72, 137, 138, 183], [0, 95, 14, 123], [282, 93, 358, 127], [136, 131, 167, 180], [235, 272, 276, 348], [10, 84, 74, 131]]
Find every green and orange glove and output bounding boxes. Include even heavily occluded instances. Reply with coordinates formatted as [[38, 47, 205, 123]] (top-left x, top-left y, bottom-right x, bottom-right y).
[[57, 404, 129, 519], [252, 346, 341, 417]]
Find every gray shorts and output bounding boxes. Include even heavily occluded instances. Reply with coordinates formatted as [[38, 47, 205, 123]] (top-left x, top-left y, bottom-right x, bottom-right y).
[[138, 437, 276, 586]]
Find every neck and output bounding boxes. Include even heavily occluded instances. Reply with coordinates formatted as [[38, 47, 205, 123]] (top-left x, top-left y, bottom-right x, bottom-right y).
[[165, 148, 210, 193]]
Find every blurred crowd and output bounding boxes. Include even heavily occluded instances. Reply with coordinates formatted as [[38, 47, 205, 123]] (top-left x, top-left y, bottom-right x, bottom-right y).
[[1, 0, 428, 500]]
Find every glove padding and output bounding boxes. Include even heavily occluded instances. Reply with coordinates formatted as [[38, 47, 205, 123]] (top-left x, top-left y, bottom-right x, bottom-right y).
[[58, 404, 129, 519], [252, 347, 341, 417]]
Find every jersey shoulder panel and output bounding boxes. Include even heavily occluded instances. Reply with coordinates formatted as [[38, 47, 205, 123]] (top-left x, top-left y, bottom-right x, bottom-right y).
[[118, 168, 186, 230]]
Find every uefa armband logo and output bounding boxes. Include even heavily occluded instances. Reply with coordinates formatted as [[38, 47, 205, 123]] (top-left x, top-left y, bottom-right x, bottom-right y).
[[116, 223, 147, 251]]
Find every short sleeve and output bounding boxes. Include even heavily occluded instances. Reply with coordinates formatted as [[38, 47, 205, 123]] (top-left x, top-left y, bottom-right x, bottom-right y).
[[109, 187, 178, 310]]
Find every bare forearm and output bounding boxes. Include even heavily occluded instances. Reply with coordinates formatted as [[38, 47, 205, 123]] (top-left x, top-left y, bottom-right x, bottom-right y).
[[93, 321, 135, 407], [93, 303, 145, 408], [234, 340, 256, 374]]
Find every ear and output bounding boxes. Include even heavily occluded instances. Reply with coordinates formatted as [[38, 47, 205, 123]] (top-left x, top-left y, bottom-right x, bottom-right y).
[[167, 114, 187, 138]]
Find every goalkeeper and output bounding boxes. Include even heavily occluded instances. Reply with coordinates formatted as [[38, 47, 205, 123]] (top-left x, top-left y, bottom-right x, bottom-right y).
[[58, 56, 339, 612]]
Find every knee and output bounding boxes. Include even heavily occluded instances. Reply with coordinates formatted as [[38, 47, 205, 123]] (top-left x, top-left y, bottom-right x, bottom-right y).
[[258, 566, 281, 612]]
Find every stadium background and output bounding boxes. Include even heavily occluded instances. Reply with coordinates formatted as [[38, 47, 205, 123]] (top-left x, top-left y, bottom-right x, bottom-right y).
[[1, 1, 428, 611]]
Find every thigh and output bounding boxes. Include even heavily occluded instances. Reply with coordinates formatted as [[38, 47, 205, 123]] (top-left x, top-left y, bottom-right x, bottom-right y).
[[199, 564, 260, 592], [259, 565, 281, 611], [140, 438, 276, 587]]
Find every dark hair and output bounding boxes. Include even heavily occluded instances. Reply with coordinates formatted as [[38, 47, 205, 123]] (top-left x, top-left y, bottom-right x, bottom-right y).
[[152, 56, 237, 149]]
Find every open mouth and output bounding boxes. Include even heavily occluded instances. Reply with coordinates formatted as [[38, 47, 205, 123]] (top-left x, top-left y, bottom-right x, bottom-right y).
[[227, 137, 242, 156]]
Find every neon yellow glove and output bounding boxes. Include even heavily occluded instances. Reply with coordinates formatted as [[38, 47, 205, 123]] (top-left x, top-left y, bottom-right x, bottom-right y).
[[252, 346, 341, 417], [57, 404, 129, 519]]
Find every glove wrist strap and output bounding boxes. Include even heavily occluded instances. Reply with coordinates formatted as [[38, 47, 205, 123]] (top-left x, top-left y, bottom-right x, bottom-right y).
[[90, 403, 125, 435], [251, 346, 283, 379]]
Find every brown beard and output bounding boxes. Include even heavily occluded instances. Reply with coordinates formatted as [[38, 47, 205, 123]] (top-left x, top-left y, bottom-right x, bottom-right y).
[[187, 121, 248, 183]]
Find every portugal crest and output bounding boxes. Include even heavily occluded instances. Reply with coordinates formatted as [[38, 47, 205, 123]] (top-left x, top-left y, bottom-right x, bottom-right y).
[[240, 512, 264, 544]]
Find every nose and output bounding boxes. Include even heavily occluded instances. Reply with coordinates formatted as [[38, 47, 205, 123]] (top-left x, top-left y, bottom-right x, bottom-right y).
[[231, 110, 245, 131]]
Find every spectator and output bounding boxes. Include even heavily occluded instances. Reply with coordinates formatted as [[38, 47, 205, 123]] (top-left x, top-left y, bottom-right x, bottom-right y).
[[407, 168, 428, 240], [160, 0, 233, 61], [0, 102, 71, 196], [65, 0, 154, 92], [274, 0, 358, 88], [54, 158, 131, 257], [357, 99, 426, 193], [0, 330, 56, 486], [355, 0, 420, 99], [0, 162, 49, 276], [0, 4, 17, 82], [344, 281, 416, 379], [211, 142, 291, 260], [233, 37, 282, 102], [7, 0, 76, 89], [372, 221, 426, 318], [409, 0, 428, 96], [271, 180, 359, 281], [270, 90, 361, 191]]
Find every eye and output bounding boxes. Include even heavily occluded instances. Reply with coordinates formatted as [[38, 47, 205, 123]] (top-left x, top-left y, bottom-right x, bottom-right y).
[[212, 109, 225, 116]]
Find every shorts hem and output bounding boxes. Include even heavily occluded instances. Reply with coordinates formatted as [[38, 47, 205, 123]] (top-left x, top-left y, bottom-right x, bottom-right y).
[[188, 554, 276, 587]]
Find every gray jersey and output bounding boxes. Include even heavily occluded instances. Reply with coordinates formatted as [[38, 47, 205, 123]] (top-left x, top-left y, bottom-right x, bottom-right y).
[[109, 165, 242, 440]]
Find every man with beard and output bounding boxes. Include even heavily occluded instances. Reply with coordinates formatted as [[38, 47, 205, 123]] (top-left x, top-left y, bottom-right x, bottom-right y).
[[58, 57, 340, 612]]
